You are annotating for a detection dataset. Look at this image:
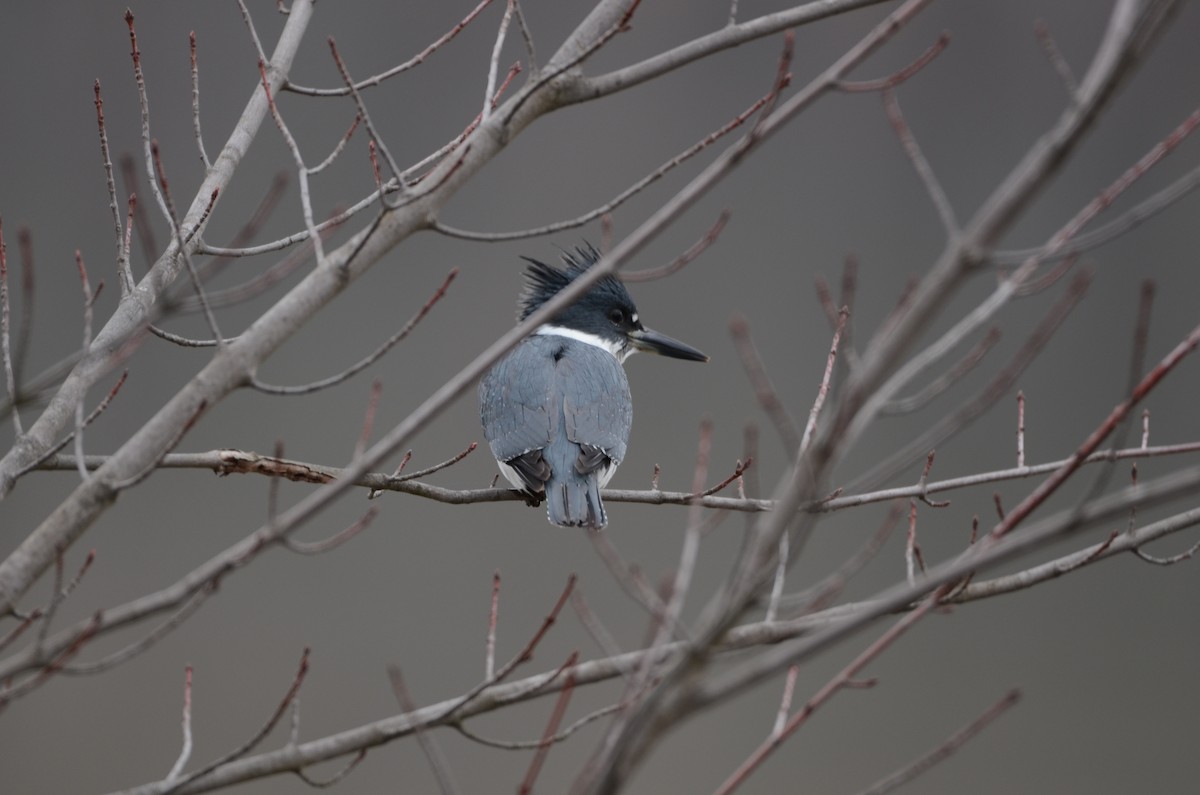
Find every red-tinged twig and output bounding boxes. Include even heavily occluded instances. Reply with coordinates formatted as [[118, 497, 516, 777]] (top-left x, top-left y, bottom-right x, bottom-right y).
[[788, 501, 903, 615], [678, 457, 753, 502], [601, 421, 715, 751], [401, 60, 521, 185], [853, 689, 1021, 795], [119, 154, 159, 268], [486, 571, 500, 680], [152, 137, 224, 343], [368, 141, 382, 196], [750, 30, 794, 138], [190, 32, 210, 168], [73, 251, 102, 480], [354, 380, 383, 461], [125, 10, 172, 228], [882, 87, 958, 234], [187, 226, 322, 313], [395, 442, 478, 483], [93, 81, 130, 295], [293, 749, 366, 788], [483, 0, 516, 123], [35, 549, 67, 652], [186, 172, 290, 289], [61, 582, 216, 676], [657, 419, 714, 642], [1072, 285, 1157, 512], [993, 163, 1200, 267], [1133, 537, 1200, 566], [623, 210, 730, 282], [388, 664, 460, 795], [837, 31, 949, 92], [0, 609, 41, 656], [370, 449, 413, 499], [839, 253, 859, 323], [990, 320, 1200, 543], [503, 0, 642, 126], [121, 194, 137, 294], [109, 400, 208, 492], [166, 665, 195, 782], [287, 0, 496, 96], [0, 613, 100, 712], [600, 214, 615, 253], [914, 450, 949, 508], [251, 269, 457, 395], [715, 588, 948, 795], [1024, 104, 1200, 273], [0, 217, 18, 434], [511, 0, 537, 73], [165, 648, 311, 794], [258, 60, 330, 271], [1034, 19, 1077, 95], [992, 492, 1006, 520], [456, 702, 621, 750], [814, 274, 838, 327], [883, 328, 1002, 417], [439, 575, 577, 722], [729, 315, 802, 455], [327, 39, 407, 201], [234, 0, 268, 63], [202, 195, 380, 260], [801, 307, 848, 452], [280, 508, 378, 556], [35, 547, 96, 657], [772, 665, 799, 737], [588, 532, 680, 636], [310, 114, 361, 175], [1014, 252, 1078, 296], [518, 651, 579, 795], [14, 371, 129, 480], [435, 81, 777, 241], [570, 589, 630, 679]]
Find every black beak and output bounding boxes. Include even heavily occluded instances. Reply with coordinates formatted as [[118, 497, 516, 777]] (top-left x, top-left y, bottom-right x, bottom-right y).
[[628, 327, 709, 362]]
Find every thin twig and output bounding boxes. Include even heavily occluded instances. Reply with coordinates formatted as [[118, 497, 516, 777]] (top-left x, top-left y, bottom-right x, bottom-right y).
[[166, 666, 194, 782], [250, 270, 456, 395], [853, 689, 1021, 795], [286, 0, 497, 96], [189, 32, 211, 169], [388, 664, 460, 795]]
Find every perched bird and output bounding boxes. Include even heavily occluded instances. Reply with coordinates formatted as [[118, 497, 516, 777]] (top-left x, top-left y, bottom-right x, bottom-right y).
[[480, 244, 708, 529]]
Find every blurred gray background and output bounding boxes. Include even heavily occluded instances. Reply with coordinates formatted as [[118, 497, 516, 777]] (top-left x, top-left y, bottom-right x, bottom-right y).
[[2, 1, 1199, 792]]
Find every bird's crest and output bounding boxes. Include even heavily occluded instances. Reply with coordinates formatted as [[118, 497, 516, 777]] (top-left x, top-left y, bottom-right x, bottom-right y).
[[517, 243, 631, 321]]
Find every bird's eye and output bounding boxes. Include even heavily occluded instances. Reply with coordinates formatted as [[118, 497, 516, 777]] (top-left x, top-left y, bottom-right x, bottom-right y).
[[608, 308, 625, 325]]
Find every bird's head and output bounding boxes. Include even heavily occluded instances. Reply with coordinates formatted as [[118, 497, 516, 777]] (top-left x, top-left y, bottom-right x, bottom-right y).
[[519, 244, 709, 364]]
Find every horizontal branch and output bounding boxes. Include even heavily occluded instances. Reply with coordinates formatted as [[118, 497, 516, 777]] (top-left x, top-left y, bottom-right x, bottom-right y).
[[29, 439, 1200, 513]]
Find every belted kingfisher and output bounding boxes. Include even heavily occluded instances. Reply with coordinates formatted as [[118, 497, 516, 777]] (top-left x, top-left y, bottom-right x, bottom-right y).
[[480, 244, 708, 529]]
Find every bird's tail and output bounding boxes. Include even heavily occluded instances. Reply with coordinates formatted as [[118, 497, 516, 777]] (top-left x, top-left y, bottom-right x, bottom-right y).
[[545, 474, 607, 529]]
